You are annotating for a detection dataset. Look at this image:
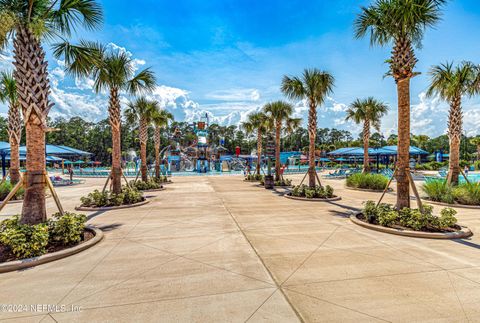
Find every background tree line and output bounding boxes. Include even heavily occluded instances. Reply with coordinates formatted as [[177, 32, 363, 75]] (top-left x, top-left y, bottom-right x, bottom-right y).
[[0, 115, 477, 166]]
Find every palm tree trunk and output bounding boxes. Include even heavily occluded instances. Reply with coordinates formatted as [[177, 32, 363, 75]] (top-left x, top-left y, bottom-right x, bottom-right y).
[[275, 121, 281, 182], [13, 26, 50, 225], [447, 98, 462, 185], [8, 102, 22, 184], [109, 87, 122, 194], [139, 117, 148, 182], [154, 126, 160, 179], [256, 130, 262, 175], [308, 101, 317, 188], [477, 145, 480, 161], [363, 120, 370, 173], [396, 78, 411, 209]]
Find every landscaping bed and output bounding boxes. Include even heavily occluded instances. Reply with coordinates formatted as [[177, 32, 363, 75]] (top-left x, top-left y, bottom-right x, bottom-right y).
[[244, 174, 264, 182], [259, 178, 292, 187], [284, 184, 340, 201], [422, 180, 480, 207], [346, 173, 389, 192], [351, 201, 472, 239], [76, 187, 147, 210], [0, 213, 104, 272]]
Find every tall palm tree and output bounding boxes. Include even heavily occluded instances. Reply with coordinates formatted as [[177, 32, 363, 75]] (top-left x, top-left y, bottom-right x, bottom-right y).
[[151, 108, 173, 179], [470, 136, 480, 161], [426, 61, 477, 185], [281, 68, 334, 187], [54, 42, 156, 193], [355, 0, 446, 209], [345, 97, 389, 173], [0, 0, 102, 224], [0, 71, 21, 184], [263, 101, 301, 181], [125, 98, 159, 182], [241, 111, 269, 175]]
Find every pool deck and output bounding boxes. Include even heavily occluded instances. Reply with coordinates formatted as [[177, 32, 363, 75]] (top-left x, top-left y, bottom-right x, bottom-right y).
[[1, 173, 480, 322]]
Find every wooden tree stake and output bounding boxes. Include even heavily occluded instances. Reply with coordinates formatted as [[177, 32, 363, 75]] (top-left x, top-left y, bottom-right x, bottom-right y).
[[376, 167, 397, 207], [45, 173, 64, 216], [407, 171, 423, 213]]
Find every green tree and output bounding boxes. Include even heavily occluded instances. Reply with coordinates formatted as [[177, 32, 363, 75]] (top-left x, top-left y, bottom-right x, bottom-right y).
[[345, 97, 389, 173], [0, 0, 102, 224], [0, 71, 21, 183], [125, 97, 159, 182], [263, 101, 301, 181], [241, 111, 269, 175], [355, 0, 446, 209], [151, 108, 173, 179], [281, 68, 334, 187], [55, 42, 156, 193], [426, 61, 478, 185]]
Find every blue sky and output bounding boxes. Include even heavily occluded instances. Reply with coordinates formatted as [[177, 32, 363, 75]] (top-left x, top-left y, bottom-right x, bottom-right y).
[[2, 0, 480, 137]]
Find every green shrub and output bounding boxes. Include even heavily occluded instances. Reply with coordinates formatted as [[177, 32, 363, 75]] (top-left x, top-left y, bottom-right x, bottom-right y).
[[423, 181, 480, 205], [245, 174, 263, 181], [290, 184, 334, 199], [346, 173, 388, 190], [452, 183, 480, 205], [439, 208, 458, 228], [153, 175, 169, 183], [48, 212, 87, 245], [80, 187, 144, 207], [130, 180, 161, 191], [0, 216, 49, 258], [0, 181, 25, 200], [415, 161, 448, 171], [274, 178, 292, 186], [361, 200, 458, 231]]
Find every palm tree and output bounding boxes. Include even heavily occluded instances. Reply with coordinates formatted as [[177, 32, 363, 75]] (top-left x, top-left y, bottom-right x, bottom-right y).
[[345, 97, 389, 173], [125, 98, 159, 182], [355, 0, 446, 209], [281, 68, 334, 187], [263, 101, 301, 181], [426, 62, 477, 185], [241, 111, 269, 175], [0, 71, 21, 184], [151, 108, 173, 179], [0, 0, 102, 224], [470, 137, 480, 161], [54, 42, 156, 193]]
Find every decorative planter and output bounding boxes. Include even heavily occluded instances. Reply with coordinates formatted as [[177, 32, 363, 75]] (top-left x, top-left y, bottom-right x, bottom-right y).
[[75, 199, 150, 211], [350, 213, 472, 239], [345, 186, 393, 193], [0, 226, 104, 274], [140, 187, 166, 193], [284, 194, 342, 202], [421, 199, 480, 210]]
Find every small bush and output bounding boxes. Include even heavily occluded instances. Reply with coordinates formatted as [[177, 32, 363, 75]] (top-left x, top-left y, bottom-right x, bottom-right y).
[[80, 187, 144, 207], [290, 184, 334, 199], [0, 216, 49, 258], [153, 175, 169, 183], [423, 181, 480, 205], [346, 173, 388, 191], [245, 174, 263, 181], [361, 200, 458, 231], [48, 212, 87, 245], [0, 181, 25, 201], [274, 178, 292, 186], [130, 180, 162, 191]]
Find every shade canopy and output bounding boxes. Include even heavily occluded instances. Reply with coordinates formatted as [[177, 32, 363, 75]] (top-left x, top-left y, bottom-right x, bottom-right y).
[[8, 144, 92, 157], [328, 146, 429, 157], [73, 160, 85, 164]]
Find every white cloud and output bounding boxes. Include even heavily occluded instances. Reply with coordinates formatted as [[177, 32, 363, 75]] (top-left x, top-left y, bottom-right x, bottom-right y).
[[206, 88, 260, 101]]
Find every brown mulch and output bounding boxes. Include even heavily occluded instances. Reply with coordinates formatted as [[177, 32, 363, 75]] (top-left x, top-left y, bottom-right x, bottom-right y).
[[0, 229, 94, 263]]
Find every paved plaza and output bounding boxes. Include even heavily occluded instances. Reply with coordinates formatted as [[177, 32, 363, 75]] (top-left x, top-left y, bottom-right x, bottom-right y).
[[1, 174, 480, 322]]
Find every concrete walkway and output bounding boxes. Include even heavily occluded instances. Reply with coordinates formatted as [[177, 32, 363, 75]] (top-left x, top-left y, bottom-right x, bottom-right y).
[[1, 174, 480, 322]]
